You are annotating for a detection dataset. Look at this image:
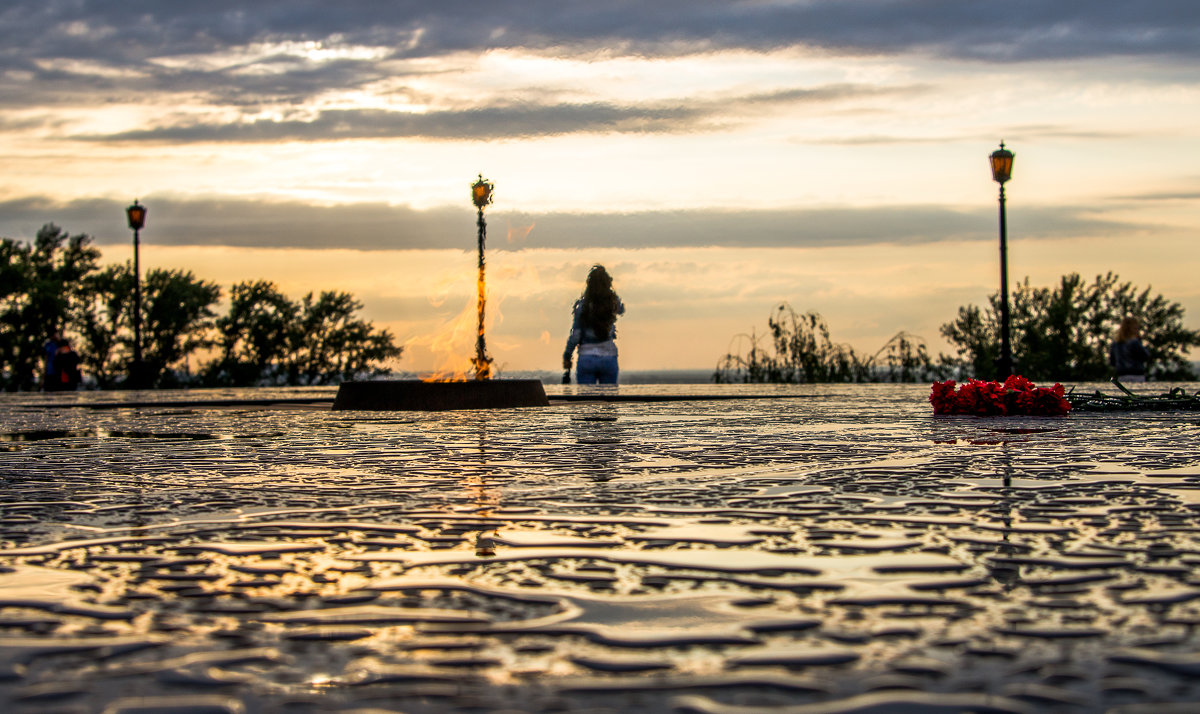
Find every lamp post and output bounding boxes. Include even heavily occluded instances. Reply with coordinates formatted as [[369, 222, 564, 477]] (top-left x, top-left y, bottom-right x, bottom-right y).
[[125, 199, 147, 387], [470, 175, 494, 381], [989, 142, 1014, 379]]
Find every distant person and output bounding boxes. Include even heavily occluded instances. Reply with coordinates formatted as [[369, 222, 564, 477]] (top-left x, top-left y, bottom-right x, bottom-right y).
[[42, 331, 61, 391], [563, 265, 625, 384], [52, 339, 82, 391], [1109, 316, 1151, 382]]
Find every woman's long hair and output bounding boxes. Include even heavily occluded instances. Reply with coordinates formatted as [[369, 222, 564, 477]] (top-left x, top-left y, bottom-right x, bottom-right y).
[[1116, 316, 1141, 342], [580, 265, 620, 337]]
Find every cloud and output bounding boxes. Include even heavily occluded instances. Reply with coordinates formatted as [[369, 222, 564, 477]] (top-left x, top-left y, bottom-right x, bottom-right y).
[[75, 104, 707, 143], [815, 124, 1139, 146], [66, 82, 916, 143], [4, 2, 1198, 66], [2, 2, 1190, 151], [1, 2, 1196, 112], [1120, 189, 1200, 201], [0, 195, 1147, 252]]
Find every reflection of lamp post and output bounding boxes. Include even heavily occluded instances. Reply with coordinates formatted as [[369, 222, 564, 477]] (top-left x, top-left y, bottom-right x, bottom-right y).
[[125, 200, 147, 387], [470, 175, 494, 381], [989, 142, 1014, 379]]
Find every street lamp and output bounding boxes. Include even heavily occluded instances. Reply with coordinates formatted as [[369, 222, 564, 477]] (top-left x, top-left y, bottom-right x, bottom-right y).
[[989, 142, 1014, 379], [126, 200, 147, 387], [470, 175, 494, 381]]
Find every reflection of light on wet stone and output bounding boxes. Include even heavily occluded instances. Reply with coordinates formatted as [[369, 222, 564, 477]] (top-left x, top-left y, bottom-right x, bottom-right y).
[[490, 530, 621, 548], [811, 534, 923, 553], [626, 522, 789, 546], [100, 695, 249, 713], [282, 626, 374, 641], [261, 605, 491, 626], [489, 593, 820, 648], [3, 385, 1200, 711], [1110, 648, 1200, 677], [0, 536, 168, 557], [727, 645, 859, 669], [0, 566, 134, 620], [346, 547, 966, 578], [1119, 588, 1200, 606], [569, 652, 674, 673], [672, 691, 1032, 713], [0, 634, 166, 673], [986, 554, 1133, 571], [180, 541, 324, 556]]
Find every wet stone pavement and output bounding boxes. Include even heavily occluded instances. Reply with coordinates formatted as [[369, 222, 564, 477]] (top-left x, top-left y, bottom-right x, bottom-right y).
[[1, 382, 1199, 714]]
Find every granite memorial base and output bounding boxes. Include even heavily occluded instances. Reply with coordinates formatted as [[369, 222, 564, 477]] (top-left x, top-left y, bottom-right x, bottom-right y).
[[332, 379, 549, 411]]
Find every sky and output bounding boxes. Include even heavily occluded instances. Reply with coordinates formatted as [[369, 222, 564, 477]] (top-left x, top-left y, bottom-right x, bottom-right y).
[[2, 1, 1198, 375]]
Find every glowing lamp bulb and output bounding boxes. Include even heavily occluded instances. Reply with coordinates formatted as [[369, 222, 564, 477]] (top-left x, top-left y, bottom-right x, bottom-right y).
[[126, 200, 147, 230], [471, 175, 494, 209], [989, 142, 1014, 185]]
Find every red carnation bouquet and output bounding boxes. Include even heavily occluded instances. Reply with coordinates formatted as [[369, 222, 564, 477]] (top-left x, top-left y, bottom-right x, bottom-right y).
[[930, 375, 1070, 416]]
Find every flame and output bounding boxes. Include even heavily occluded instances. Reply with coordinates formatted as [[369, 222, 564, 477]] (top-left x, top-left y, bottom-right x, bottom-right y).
[[413, 206, 507, 381], [418, 295, 479, 382], [415, 284, 505, 382], [471, 259, 493, 380]]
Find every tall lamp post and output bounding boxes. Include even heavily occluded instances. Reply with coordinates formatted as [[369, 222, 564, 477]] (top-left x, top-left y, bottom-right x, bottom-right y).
[[470, 175, 494, 381], [989, 142, 1014, 379], [126, 200, 147, 387]]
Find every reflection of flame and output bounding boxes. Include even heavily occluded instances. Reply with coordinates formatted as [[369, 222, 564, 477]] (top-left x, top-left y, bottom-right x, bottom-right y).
[[471, 423, 499, 557]]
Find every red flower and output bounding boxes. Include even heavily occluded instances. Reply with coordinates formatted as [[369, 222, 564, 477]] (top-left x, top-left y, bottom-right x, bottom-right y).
[[930, 380, 958, 414], [1003, 374, 1034, 392], [930, 375, 1070, 417]]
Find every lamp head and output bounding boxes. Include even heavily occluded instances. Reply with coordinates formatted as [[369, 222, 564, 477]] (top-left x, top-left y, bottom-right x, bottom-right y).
[[126, 200, 147, 230], [989, 142, 1014, 185], [471, 175, 494, 209]]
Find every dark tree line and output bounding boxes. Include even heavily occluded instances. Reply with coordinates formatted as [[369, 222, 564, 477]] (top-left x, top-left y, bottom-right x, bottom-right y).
[[941, 272, 1200, 382], [715, 273, 1199, 384], [2, 224, 403, 390]]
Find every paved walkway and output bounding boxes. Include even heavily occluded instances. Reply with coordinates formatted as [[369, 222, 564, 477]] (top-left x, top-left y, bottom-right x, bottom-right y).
[[1, 383, 1198, 713]]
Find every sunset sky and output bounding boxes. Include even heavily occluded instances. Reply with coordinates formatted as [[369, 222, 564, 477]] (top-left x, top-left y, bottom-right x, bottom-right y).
[[2, 2, 1198, 374]]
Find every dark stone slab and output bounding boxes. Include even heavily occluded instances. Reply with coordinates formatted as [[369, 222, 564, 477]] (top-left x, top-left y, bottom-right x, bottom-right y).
[[332, 379, 549, 411]]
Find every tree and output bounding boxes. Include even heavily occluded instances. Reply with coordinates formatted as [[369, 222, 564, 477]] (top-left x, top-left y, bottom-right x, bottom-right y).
[[205, 282, 402, 386], [0, 225, 100, 390], [284, 291, 403, 384], [72, 264, 135, 388], [3, 224, 403, 389], [0, 238, 32, 388], [71, 265, 221, 388], [141, 269, 221, 386], [939, 304, 999, 380], [941, 272, 1200, 381], [208, 280, 298, 385]]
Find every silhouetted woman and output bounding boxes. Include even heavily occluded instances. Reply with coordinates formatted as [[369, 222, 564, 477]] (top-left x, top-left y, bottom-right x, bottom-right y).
[[1109, 316, 1151, 382], [563, 265, 625, 384]]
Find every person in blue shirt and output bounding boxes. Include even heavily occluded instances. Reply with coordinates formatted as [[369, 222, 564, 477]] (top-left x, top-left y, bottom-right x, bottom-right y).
[[1109, 316, 1151, 382], [562, 265, 625, 384], [42, 331, 61, 392]]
